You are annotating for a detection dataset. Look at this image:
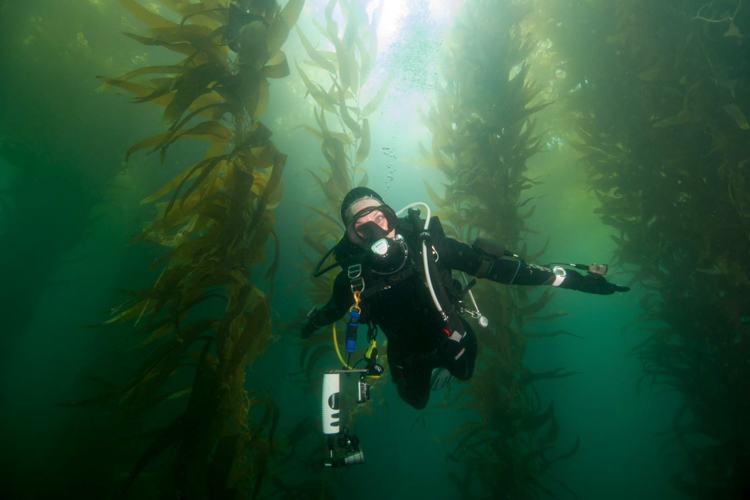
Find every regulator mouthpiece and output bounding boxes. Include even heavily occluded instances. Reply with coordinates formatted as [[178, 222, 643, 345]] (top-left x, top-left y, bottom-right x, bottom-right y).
[[370, 238, 389, 256]]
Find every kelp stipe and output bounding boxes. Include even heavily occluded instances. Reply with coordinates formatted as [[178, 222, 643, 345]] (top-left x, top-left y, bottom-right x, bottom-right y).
[[423, 1, 571, 497], [100, 0, 303, 497]]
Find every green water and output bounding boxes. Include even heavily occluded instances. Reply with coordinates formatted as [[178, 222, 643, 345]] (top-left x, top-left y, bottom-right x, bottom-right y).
[[2, 0, 748, 498]]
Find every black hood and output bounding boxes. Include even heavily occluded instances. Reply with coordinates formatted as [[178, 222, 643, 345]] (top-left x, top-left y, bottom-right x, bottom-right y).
[[339, 187, 384, 223]]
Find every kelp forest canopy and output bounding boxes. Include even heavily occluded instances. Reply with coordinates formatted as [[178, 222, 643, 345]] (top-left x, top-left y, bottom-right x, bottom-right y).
[[0, 0, 748, 499]]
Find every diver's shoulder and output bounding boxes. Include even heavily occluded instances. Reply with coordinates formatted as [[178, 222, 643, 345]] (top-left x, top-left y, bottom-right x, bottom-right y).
[[395, 214, 446, 242]]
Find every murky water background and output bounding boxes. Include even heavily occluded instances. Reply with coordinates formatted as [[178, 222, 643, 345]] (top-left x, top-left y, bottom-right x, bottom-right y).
[[3, 1, 747, 498]]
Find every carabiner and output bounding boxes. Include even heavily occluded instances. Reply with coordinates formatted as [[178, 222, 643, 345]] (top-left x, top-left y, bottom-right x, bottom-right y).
[[350, 290, 362, 314]]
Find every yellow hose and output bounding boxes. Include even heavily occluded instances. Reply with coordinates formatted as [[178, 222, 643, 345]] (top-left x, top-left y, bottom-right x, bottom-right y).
[[332, 323, 352, 369]]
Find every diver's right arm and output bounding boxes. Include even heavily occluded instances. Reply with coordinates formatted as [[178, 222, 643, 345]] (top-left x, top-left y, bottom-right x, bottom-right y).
[[301, 271, 353, 338]]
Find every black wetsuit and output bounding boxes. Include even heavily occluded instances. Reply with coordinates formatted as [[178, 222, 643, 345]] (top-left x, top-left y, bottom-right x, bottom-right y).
[[307, 215, 556, 409]]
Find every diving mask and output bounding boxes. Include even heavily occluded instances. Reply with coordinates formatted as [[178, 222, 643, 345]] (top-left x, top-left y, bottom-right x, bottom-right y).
[[346, 205, 407, 275], [346, 205, 397, 244]]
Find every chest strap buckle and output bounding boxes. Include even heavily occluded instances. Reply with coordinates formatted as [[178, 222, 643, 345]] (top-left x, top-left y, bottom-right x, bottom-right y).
[[348, 264, 365, 294]]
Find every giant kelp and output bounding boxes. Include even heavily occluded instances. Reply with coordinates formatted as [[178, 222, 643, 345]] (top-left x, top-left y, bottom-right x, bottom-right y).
[[297, 0, 381, 300], [101, 0, 303, 497], [296, 0, 383, 384], [424, 1, 569, 498], [537, 0, 750, 496], [288, 5, 385, 492]]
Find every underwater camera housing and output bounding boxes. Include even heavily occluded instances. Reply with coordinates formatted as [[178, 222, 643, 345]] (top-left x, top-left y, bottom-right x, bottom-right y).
[[322, 370, 371, 467]]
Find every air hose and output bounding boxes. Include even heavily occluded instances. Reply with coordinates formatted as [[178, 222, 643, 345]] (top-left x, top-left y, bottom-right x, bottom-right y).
[[395, 202, 447, 321]]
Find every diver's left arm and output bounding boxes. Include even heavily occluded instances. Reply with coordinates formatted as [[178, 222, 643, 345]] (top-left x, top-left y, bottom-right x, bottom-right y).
[[301, 271, 354, 338], [435, 236, 629, 295]]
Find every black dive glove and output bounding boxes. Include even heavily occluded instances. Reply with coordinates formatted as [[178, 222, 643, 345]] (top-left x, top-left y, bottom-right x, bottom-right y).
[[300, 307, 319, 339], [558, 269, 630, 295]]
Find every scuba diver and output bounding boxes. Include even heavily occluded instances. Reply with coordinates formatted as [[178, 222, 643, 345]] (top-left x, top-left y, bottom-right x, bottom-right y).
[[302, 187, 630, 410]]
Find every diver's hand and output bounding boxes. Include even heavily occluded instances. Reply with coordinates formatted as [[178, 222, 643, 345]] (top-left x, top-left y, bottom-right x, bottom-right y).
[[559, 270, 630, 295], [300, 306, 319, 339]]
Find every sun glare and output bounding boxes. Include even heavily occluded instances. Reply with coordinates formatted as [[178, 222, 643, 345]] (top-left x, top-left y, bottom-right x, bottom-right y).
[[370, 0, 464, 54], [372, 0, 409, 53]]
